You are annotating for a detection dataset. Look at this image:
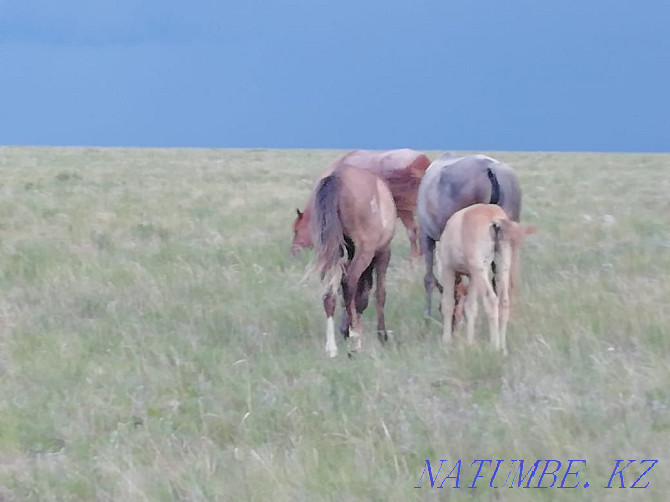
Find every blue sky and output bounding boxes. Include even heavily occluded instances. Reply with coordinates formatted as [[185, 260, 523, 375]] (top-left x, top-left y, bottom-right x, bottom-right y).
[[1, 1, 668, 151]]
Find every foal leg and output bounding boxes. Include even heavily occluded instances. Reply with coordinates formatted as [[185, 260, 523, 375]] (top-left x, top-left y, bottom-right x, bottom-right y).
[[373, 247, 392, 343], [452, 274, 467, 329], [471, 268, 500, 351], [463, 279, 479, 346], [323, 288, 338, 358], [421, 232, 442, 318], [496, 257, 512, 356], [345, 249, 375, 353], [398, 210, 420, 258], [440, 268, 456, 345]]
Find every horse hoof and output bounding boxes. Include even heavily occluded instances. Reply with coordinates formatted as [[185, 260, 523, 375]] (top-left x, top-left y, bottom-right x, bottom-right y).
[[377, 330, 389, 343]]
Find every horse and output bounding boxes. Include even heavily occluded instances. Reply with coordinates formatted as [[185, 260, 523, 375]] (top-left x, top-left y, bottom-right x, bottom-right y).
[[451, 275, 469, 329], [292, 149, 430, 257], [417, 153, 522, 318], [436, 204, 535, 355], [311, 164, 396, 357]]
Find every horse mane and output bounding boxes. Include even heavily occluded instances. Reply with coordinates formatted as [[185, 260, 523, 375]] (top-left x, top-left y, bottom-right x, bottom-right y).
[[311, 173, 346, 290]]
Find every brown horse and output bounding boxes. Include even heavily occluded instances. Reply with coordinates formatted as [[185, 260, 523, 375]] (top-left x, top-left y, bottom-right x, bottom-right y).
[[311, 164, 396, 357], [436, 204, 535, 355], [292, 149, 430, 257], [418, 154, 522, 318]]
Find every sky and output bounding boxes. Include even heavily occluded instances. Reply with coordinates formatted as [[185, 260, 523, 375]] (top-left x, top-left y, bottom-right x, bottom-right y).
[[1, 1, 668, 152]]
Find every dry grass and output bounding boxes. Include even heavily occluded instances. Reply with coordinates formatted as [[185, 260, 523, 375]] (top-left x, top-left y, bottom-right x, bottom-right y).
[[0, 146, 668, 501]]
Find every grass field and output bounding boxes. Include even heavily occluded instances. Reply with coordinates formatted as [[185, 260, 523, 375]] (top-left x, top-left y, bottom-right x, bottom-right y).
[[0, 146, 668, 501]]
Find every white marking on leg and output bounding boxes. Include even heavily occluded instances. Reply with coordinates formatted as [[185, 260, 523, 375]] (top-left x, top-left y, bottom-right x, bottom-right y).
[[325, 317, 337, 358]]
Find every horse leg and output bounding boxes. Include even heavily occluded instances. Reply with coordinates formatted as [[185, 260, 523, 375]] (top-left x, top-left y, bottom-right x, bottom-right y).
[[323, 287, 338, 358], [440, 267, 456, 345], [338, 238, 356, 337], [463, 278, 479, 346], [496, 257, 512, 356], [355, 262, 374, 315], [398, 209, 420, 258], [339, 276, 351, 337], [345, 249, 375, 354], [452, 274, 467, 330], [421, 232, 442, 318], [471, 267, 500, 351], [373, 247, 392, 343]]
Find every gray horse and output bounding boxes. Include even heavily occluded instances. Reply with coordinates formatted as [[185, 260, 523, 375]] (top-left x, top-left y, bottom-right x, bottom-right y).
[[417, 153, 522, 318]]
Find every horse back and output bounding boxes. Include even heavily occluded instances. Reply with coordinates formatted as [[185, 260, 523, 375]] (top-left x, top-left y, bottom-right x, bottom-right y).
[[370, 150, 430, 211], [337, 165, 396, 249], [419, 155, 521, 240]]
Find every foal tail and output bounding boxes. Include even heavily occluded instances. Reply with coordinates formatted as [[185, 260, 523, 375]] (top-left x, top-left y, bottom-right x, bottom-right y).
[[492, 218, 535, 304], [492, 218, 522, 297], [312, 173, 346, 290]]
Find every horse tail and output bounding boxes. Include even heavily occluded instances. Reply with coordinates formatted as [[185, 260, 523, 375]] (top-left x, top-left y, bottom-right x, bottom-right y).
[[312, 173, 346, 290], [486, 167, 501, 205]]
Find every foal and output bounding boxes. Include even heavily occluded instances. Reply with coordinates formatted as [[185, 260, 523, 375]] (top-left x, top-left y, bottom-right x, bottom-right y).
[[436, 204, 535, 355]]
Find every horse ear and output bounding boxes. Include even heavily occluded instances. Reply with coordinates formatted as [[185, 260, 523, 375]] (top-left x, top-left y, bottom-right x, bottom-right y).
[[296, 208, 303, 218], [523, 225, 538, 236]]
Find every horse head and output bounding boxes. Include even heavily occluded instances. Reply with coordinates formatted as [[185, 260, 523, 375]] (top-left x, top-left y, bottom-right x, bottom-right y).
[[291, 208, 313, 256]]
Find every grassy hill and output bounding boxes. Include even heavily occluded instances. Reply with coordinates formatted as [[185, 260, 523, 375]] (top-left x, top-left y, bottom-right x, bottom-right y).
[[0, 147, 668, 501]]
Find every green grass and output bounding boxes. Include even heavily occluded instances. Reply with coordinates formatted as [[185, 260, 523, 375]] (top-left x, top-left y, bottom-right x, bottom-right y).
[[0, 146, 668, 501]]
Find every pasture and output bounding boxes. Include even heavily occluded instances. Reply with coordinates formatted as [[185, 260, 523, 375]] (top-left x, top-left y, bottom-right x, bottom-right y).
[[0, 147, 668, 501]]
